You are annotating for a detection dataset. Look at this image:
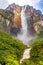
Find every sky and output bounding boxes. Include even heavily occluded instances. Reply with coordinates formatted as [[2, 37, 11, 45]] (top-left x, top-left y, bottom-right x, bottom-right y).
[[0, 0, 43, 14]]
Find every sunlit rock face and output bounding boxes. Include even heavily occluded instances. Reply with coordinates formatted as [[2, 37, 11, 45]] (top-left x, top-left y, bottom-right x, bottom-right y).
[[6, 4, 22, 34], [6, 4, 36, 35], [13, 6, 21, 27], [7, 3, 22, 27]]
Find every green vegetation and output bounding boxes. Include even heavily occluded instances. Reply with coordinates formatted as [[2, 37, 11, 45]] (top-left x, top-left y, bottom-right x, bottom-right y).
[[0, 30, 27, 65], [38, 31, 43, 38], [0, 10, 14, 21], [21, 38, 43, 65], [0, 10, 14, 31], [38, 26, 43, 38], [21, 31, 43, 65]]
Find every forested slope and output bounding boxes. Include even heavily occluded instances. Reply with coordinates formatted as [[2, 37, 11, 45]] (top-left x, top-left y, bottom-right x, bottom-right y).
[[0, 30, 27, 65]]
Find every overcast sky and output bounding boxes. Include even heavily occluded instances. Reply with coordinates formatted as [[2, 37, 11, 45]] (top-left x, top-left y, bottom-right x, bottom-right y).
[[0, 0, 43, 14]]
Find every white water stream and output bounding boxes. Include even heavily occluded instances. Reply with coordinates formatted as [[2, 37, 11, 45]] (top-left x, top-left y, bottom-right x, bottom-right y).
[[20, 48, 31, 64]]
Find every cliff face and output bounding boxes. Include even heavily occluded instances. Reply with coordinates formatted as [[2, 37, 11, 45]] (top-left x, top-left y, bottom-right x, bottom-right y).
[[6, 3, 21, 27], [0, 3, 43, 35], [6, 4, 22, 35], [13, 6, 21, 27]]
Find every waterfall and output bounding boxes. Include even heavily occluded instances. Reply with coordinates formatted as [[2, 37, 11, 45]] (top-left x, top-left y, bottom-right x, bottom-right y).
[[21, 7, 27, 34], [20, 48, 31, 64], [15, 7, 34, 45]]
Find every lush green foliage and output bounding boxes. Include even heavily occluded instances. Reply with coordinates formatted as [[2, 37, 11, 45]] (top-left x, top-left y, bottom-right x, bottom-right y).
[[38, 26, 43, 38], [21, 38, 43, 65], [0, 30, 27, 65], [30, 38, 43, 62], [38, 31, 43, 38]]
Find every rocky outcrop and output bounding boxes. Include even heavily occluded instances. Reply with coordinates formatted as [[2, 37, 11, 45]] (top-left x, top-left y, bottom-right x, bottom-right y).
[[0, 3, 43, 35], [34, 20, 43, 33]]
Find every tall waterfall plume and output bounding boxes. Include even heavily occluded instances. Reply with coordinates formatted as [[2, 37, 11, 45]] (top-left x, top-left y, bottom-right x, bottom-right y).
[[15, 7, 34, 45]]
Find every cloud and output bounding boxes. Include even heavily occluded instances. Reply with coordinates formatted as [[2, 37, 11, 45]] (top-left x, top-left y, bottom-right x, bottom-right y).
[[7, 0, 41, 11], [35, 0, 43, 14], [0, 0, 43, 13], [0, 0, 41, 9], [7, 0, 40, 7], [0, 0, 8, 9]]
